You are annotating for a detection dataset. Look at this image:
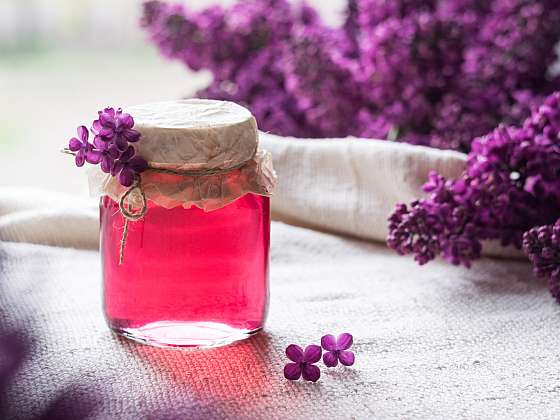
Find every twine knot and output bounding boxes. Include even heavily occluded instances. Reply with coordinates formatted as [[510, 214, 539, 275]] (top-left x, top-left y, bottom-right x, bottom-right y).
[[118, 176, 147, 265]]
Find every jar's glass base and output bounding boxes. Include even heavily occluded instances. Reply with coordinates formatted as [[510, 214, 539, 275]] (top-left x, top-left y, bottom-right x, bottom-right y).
[[111, 321, 262, 349]]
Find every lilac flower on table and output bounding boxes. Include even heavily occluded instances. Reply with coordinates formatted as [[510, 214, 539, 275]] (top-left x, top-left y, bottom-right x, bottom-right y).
[[111, 146, 148, 187], [92, 107, 141, 151], [68, 126, 98, 167], [321, 333, 355, 367], [283, 344, 322, 382]]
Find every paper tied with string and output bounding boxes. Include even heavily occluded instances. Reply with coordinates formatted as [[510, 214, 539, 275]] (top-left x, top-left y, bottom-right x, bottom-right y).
[[87, 99, 277, 263], [88, 149, 276, 212]]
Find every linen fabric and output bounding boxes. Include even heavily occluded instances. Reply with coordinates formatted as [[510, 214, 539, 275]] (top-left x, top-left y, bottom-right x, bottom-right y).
[[1, 224, 557, 419]]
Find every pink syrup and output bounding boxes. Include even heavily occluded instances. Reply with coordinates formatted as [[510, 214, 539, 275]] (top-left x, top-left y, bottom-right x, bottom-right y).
[[100, 194, 270, 348]]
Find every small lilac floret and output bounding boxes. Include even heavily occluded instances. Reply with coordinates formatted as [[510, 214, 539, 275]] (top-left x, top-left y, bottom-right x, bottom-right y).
[[92, 107, 141, 151], [283, 344, 322, 382], [321, 333, 355, 367], [67, 107, 147, 187], [68, 126, 97, 167], [111, 146, 148, 187]]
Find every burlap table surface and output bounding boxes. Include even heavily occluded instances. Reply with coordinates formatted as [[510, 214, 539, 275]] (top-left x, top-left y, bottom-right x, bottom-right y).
[[1, 222, 559, 420]]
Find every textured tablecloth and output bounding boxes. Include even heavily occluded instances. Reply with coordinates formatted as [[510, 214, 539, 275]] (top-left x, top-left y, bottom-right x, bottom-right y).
[[1, 222, 559, 420]]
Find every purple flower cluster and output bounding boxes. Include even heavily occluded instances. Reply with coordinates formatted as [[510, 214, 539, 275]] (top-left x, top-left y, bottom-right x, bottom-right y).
[[523, 220, 560, 302], [141, 0, 560, 152], [388, 91, 560, 296], [284, 333, 355, 382], [67, 108, 147, 187]]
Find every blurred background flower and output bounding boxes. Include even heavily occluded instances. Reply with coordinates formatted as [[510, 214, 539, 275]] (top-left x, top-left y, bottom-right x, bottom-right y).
[[141, 0, 560, 152]]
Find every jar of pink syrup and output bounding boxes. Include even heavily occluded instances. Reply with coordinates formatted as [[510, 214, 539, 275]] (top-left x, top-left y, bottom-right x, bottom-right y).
[[91, 100, 277, 348]]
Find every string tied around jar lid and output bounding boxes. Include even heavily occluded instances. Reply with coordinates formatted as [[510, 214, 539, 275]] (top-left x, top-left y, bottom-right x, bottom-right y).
[[116, 158, 254, 265]]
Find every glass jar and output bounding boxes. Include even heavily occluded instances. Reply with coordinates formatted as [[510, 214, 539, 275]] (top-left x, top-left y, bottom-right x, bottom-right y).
[[89, 99, 276, 348], [100, 193, 270, 348]]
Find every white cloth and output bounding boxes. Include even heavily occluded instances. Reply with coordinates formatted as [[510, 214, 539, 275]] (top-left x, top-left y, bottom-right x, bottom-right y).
[[1, 225, 556, 419], [0, 187, 98, 249], [261, 133, 466, 241]]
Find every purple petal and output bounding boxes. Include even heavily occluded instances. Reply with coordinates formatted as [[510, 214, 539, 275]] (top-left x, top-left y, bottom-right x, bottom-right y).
[[111, 161, 123, 177], [77, 125, 89, 143], [337, 333, 353, 350], [93, 136, 109, 150], [99, 108, 116, 126], [123, 128, 141, 142], [303, 344, 322, 364], [114, 135, 129, 151], [100, 156, 113, 173], [285, 344, 304, 363], [120, 145, 135, 161], [75, 152, 86, 167], [323, 351, 338, 368], [301, 364, 320, 382], [320, 334, 337, 351], [68, 138, 82, 152], [283, 363, 302, 380], [103, 107, 116, 117], [92, 120, 102, 134], [339, 350, 355, 366], [107, 145, 121, 159], [86, 150, 102, 164], [118, 167, 135, 187], [98, 127, 115, 139], [128, 156, 148, 173], [118, 113, 134, 129]]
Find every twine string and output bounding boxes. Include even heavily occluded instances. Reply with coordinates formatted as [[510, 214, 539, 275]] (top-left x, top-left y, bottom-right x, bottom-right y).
[[118, 176, 147, 265]]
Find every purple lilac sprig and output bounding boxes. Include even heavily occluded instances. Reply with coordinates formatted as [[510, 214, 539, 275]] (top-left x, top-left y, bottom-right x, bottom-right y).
[[388, 91, 560, 297], [68, 126, 97, 167], [283, 333, 355, 382], [66, 107, 147, 187]]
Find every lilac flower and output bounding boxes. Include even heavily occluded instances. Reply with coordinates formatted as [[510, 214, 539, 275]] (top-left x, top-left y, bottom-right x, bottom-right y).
[[388, 91, 560, 273], [284, 25, 362, 138], [283, 344, 322, 382], [111, 146, 148, 187], [67, 126, 98, 167], [523, 220, 560, 302], [65, 108, 148, 187], [321, 333, 355, 367], [92, 107, 141, 151]]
